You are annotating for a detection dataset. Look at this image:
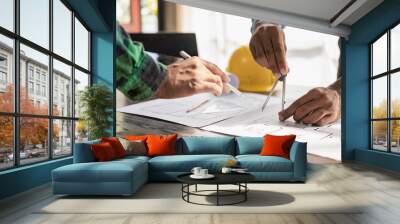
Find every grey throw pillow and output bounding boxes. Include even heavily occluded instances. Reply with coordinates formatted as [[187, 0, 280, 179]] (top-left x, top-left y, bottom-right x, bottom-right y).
[[118, 137, 147, 156]]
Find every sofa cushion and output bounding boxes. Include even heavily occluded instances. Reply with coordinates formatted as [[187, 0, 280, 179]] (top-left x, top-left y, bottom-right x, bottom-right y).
[[178, 137, 235, 155], [53, 158, 147, 183], [147, 134, 177, 157], [101, 137, 127, 158], [149, 154, 235, 172], [236, 155, 293, 172], [236, 137, 263, 155], [91, 142, 118, 162], [260, 134, 296, 159], [119, 138, 147, 156]]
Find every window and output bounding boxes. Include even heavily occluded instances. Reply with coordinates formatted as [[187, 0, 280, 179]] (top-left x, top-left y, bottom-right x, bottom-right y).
[[53, 0, 72, 60], [19, 117, 49, 165], [20, 0, 49, 49], [35, 70, 41, 81], [116, 0, 159, 33], [42, 85, 46, 97], [0, 54, 7, 88], [53, 59, 72, 117], [0, 54, 7, 67], [74, 69, 89, 119], [0, 0, 14, 32], [28, 67, 34, 80], [140, 0, 159, 32], [392, 25, 400, 69], [28, 81, 34, 94], [0, 71, 6, 85], [371, 23, 400, 154], [35, 83, 40, 95], [0, 0, 91, 170], [0, 116, 13, 170], [74, 18, 89, 70], [0, 35, 13, 113], [53, 119, 72, 158]]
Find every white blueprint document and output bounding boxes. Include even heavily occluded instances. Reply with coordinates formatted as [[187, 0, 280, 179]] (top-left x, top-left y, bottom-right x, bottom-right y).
[[203, 102, 340, 142], [202, 102, 341, 160], [117, 86, 341, 160], [117, 93, 265, 128]]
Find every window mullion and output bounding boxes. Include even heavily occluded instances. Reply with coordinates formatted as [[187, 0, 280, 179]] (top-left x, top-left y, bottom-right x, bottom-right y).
[[388, 30, 391, 153], [13, 0, 20, 167], [49, 0, 54, 160], [71, 11, 76, 155], [370, 45, 373, 149]]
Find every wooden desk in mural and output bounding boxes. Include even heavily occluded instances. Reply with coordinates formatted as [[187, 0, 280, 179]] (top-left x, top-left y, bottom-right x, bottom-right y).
[[116, 90, 224, 137], [116, 113, 225, 137]]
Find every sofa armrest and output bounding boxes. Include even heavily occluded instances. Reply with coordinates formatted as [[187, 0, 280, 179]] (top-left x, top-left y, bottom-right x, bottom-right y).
[[289, 141, 307, 181], [73, 140, 100, 163]]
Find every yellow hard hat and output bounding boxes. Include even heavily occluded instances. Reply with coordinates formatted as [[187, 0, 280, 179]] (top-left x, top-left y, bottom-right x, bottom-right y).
[[227, 46, 276, 93]]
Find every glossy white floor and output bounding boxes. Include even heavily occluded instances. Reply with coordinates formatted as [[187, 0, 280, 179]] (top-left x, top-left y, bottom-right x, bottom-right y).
[[0, 155, 400, 224]]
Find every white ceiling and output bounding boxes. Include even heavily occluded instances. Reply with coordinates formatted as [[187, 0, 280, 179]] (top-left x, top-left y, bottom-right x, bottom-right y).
[[166, 0, 384, 37], [226, 0, 352, 21]]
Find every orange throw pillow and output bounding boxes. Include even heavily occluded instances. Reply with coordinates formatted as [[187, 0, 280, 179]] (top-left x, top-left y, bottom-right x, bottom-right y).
[[146, 134, 177, 157], [260, 134, 296, 159], [101, 137, 126, 158], [91, 142, 117, 161], [124, 135, 148, 141]]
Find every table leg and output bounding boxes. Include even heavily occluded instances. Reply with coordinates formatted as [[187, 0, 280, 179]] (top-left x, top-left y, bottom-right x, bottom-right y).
[[245, 183, 247, 201], [187, 184, 190, 202], [217, 184, 219, 206], [181, 184, 183, 199], [195, 184, 198, 192]]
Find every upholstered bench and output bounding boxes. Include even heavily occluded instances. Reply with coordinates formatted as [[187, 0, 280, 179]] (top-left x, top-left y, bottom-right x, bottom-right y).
[[52, 141, 148, 195]]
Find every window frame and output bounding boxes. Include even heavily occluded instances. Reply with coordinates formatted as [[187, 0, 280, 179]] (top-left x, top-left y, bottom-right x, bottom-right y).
[[0, 0, 92, 171], [370, 20, 400, 154]]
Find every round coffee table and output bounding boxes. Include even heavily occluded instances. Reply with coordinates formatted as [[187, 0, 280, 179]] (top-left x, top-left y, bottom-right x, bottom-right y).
[[177, 173, 255, 206]]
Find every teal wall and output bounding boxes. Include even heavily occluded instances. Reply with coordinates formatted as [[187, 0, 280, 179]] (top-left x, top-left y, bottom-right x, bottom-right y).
[[343, 0, 400, 171], [91, 0, 116, 136], [92, 32, 115, 136], [0, 0, 116, 200]]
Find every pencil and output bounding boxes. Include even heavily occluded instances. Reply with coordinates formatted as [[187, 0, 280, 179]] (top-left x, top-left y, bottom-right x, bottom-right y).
[[179, 50, 242, 96], [186, 99, 210, 113]]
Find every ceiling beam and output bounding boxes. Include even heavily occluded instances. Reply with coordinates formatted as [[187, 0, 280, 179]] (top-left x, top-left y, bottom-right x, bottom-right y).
[[330, 0, 368, 27]]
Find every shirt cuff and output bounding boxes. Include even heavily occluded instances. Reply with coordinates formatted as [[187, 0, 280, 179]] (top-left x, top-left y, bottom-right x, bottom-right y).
[[251, 19, 283, 33]]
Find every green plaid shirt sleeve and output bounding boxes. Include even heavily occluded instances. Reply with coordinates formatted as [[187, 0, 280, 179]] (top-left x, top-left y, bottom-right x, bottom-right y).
[[116, 26, 167, 101]]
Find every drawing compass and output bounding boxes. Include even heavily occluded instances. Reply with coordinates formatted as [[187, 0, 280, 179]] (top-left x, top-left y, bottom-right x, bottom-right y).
[[261, 74, 286, 112]]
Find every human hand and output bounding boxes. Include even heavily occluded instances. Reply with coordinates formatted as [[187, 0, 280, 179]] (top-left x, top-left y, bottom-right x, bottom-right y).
[[249, 24, 289, 77], [155, 57, 230, 99], [278, 87, 340, 126]]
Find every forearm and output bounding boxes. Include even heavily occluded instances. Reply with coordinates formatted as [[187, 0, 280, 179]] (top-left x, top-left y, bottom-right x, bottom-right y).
[[116, 25, 167, 101]]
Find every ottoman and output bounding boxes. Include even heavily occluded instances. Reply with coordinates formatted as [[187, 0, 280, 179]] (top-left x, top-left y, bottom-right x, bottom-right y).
[[52, 157, 148, 196]]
